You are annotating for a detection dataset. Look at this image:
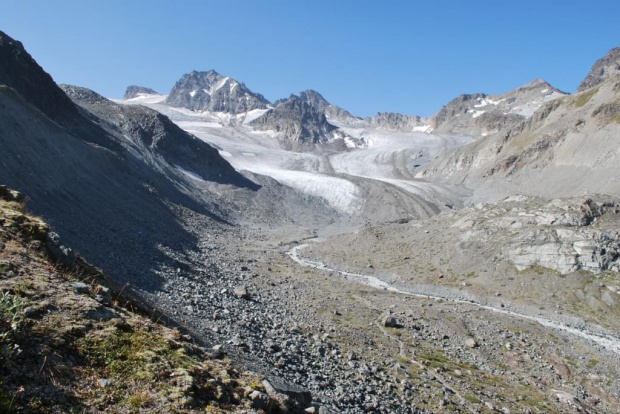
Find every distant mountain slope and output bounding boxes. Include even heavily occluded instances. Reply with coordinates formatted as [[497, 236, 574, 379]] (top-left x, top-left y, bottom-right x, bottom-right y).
[[60, 84, 251, 187], [430, 79, 567, 137], [165, 70, 270, 113], [124, 85, 159, 99], [417, 73, 620, 202], [578, 46, 620, 92], [363, 112, 429, 132]]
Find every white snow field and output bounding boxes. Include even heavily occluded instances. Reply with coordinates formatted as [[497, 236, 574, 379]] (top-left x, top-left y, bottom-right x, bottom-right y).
[[119, 94, 472, 217]]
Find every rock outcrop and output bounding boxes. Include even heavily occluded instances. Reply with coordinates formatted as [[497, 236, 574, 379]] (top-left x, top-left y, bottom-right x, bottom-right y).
[[364, 112, 429, 132], [577, 46, 620, 92], [60, 84, 252, 187]]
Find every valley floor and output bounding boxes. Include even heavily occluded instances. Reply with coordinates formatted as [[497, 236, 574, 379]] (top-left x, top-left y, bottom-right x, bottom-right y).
[[104, 96, 620, 413]]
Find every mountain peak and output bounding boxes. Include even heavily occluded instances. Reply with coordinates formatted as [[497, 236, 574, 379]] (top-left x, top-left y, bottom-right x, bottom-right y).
[[165, 70, 269, 113], [577, 46, 620, 92], [124, 85, 159, 99], [292, 89, 359, 123], [521, 78, 550, 88]]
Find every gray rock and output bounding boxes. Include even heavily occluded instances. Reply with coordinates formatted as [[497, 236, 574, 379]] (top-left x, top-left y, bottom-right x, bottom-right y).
[[383, 316, 399, 328], [98, 378, 111, 387], [46, 232, 77, 268], [464, 338, 478, 348], [262, 379, 312, 413], [70, 282, 90, 294], [234, 286, 251, 300]]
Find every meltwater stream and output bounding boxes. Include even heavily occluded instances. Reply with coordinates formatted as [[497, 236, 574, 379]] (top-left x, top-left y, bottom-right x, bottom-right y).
[[287, 243, 620, 356]]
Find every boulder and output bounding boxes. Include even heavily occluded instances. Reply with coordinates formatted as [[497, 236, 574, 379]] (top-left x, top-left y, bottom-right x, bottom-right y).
[[383, 316, 399, 328], [464, 338, 478, 348], [262, 379, 312, 413], [234, 286, 250, 300]]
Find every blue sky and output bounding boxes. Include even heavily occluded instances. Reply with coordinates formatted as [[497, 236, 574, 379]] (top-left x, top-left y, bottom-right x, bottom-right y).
[[2, 0, 618, 117]]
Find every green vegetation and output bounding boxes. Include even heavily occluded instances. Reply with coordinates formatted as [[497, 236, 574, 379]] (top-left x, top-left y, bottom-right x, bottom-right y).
[[0, 291, 28, 364], [464, 394, 481, 404], [574, 86, 599, 108]]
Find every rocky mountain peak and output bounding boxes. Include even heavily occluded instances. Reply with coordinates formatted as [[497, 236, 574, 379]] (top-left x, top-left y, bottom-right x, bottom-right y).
[[520, 78, 551, 89], [298, 89, 330, 108], [250, 94, 338, 149], [293, 89, 358, 123], [577, 46, 620, 92], [124, 85, 159, 99], [164, 70, 270, 114]]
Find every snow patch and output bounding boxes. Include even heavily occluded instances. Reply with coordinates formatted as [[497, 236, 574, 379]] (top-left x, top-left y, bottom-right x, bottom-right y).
[[471, 110, 485, 118], [214, 77, 230, 92], [120, 93, 167, 104], [474, 99, 489, 108], [344, 136, 358, 148], [486, 98, 505, 105], [175, 165, 205, 182], [241, 108, 270, 124], [189, 90, 197, 97], [412, 124, 432, 133]]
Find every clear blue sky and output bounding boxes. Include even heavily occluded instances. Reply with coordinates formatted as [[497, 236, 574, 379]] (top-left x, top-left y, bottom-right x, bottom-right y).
[[2, 0, 618, 117]]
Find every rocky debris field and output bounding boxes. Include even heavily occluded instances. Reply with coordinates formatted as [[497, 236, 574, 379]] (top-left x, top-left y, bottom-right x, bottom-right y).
[[115, 192, 619, 413]]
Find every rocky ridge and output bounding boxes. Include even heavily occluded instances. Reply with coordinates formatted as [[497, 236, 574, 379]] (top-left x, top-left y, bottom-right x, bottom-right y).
[[578, 46, 620, 92], [430, 79, 567, 137], [60, 84, 253, 187], [416, 73, 620, 202], [364, 112, 429, 132]]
